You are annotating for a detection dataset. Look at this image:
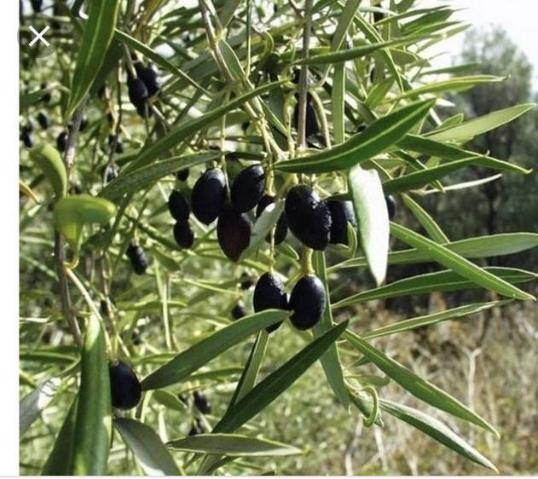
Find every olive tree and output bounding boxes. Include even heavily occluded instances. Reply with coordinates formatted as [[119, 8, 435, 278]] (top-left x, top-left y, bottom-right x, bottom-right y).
[[19, 0, 537, 475]]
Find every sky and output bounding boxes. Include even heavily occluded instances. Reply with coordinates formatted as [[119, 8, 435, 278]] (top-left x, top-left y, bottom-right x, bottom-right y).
[[419, 0, 538, 88]]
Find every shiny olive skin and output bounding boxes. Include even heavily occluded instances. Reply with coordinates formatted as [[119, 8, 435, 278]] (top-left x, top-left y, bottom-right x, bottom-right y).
[[231, 164, 266, 213], [253, 272, 288, 333], [289, 275, 326, 330], [327, 200, 356, 245], [285, 184, 332, 250], [173, 221, 195, 249], [217, 204, 251, 261], [191, 168, 227, 225], [109, 361, 142, 410], [168, 190, 191, 222]]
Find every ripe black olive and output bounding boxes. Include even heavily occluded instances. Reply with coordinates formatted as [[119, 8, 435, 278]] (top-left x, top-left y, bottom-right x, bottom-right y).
[[191, 168, 227, 225], [256, 194, 288, 245], [109, 361, 142, 410], [193, 391, 211, 414], [217, 204, 251, 262], [232, 302, 246, 320], [386, 195, 396, 220], [327, 200, 356, 245], [126, 242, 149, 275], [289, 275, 326, 330], [239, 272, 253, 290], [230, 164, 265, 213], [189, 418, 205, 436], [56, 131, 68, 152], [293, 92, 319, 138], [253, 272, 288, 333], [127, 77, 148, 108], [36, 111, 49, 130], [285, 184, 332, 250], [168, 190, 190, 222], [135, 62, 160, 97], [173, 221, 195, 249], [176, 168, 189, 182], [20, 130, 33, 148]]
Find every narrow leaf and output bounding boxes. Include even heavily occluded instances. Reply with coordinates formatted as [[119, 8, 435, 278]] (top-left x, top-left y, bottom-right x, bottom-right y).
[[20, 378, 61, 436], [344, 330, 498, 435], [66, 0, 120, 117], [213, 321, 349, 433], [72, 315, 112, 475], [313, 252, 349, 407], [168, 434, 301, 457], [349, 166, 389, 285], [276, 99, 435, 174], [141, 310, 288, 390], [380, 399, 497, 471], [333, 267, 535, 308], [115, 418, 180, 476], [390, 223, 535, 300], [426, 103, 535, 142]]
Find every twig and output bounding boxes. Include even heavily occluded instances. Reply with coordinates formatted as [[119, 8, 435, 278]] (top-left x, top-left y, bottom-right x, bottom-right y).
[[54, 108, 84, 347], [297, 0, 314, 149]]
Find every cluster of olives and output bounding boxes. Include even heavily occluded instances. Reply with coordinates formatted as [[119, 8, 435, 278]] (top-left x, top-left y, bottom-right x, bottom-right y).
[[127, 62, 160, 118]]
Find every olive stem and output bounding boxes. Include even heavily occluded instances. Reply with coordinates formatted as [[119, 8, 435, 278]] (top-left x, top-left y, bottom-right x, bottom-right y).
[[301, 248, 314, 275], [54, 108, 84, 348], [297, 0, 314, 150], [54, 233, 83, 348]]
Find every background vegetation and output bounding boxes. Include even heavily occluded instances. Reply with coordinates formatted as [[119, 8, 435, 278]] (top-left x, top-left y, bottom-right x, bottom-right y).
[[19, 0, 537, 475]]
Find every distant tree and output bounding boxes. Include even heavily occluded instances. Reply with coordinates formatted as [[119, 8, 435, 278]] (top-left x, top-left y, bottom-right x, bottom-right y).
[[427, 27, 537, 249]]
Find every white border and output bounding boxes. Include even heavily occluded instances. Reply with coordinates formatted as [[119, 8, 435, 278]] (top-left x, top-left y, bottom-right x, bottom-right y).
[[0, 0, 19, 475]]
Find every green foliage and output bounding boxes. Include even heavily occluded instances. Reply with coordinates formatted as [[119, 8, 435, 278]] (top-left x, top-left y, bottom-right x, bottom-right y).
[[19, 0, 537, 475]]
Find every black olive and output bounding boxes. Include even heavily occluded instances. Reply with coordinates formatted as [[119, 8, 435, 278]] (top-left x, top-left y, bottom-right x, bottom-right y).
[[173, 221, 195, 249], [168, 190, 190, 222], [191, 168, 227, 225], [21, 130, 33, 148], [293, 92, 319, 138], [386, 195, 396, 220], [189, 418, 205, 436], [56, 131, 68, 152], [126, 242, 149, 275], [232, 302, 246, 320], [289, 275, 326, 330], [193, 391, 211, 414], [176, 168, 189, 182], [40, 83, 51, 103], [230, 164, 265, 213], [217, 204, 251, 262], [255, 194, 288, 245], [239, 273, 253, 290], [327, 200, 356, 245], [36, 111, 49, 130], [127, 77, 148, 108], [135, 63, 160, 97], [253, 272, 288, 333], [285, 184, 332, 250], [109, 361, 142, 410], [103, 163, 119, 184]]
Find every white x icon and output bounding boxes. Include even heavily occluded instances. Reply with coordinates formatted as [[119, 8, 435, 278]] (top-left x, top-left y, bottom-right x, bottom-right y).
[[29, 25, 50, 47]]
